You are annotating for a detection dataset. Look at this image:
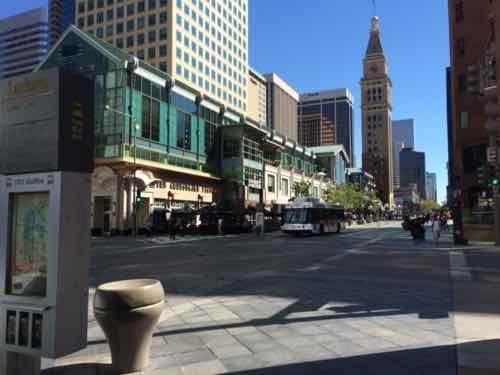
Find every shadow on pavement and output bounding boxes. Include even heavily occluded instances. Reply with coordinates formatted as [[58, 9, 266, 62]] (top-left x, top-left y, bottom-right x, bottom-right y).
[[42, 363, 113, 375], [225, 344, 458, 375]]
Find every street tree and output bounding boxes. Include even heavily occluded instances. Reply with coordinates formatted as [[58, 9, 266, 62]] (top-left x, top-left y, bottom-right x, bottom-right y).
[[420, 200, 440, 213], [292, 180, 312, 199], [323, 184, 380, 213]]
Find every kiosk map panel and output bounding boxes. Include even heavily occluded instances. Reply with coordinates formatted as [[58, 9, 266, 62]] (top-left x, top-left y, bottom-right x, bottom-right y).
[[8, 192, 49, 297]]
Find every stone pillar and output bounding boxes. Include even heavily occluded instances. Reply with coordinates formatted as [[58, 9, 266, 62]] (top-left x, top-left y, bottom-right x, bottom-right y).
[[124, 179, 133, 231], [116, 174, 124, 231]]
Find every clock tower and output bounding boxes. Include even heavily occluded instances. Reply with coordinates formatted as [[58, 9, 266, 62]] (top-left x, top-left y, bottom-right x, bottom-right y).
[[361, 16, 394, 207]]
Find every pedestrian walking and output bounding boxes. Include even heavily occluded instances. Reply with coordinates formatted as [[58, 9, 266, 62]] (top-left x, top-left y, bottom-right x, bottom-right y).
[[169, 217, 177, 240], [432, 214, 441, 245]]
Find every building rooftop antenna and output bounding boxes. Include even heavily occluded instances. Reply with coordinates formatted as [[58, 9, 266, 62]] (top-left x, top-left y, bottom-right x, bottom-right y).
[[372, 0, 377, 16]]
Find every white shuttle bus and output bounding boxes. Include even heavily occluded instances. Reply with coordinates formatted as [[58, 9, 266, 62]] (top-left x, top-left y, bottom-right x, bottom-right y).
[[281, 198, 346, 235]]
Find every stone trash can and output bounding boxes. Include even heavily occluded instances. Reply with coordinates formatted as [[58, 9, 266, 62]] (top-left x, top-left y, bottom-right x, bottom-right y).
[[94, 279, 165, 373]]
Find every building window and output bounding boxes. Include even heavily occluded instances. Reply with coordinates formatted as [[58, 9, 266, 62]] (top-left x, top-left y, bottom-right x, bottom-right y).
[[127, 19, 134, 32], [160, 27, 167, 40], [460, 111, 469, 129], [159, 62, 167, 72], [116, 22, 124, 34], [138, 16, 145, 29], [87, 14, 94, 26], [148, 47, 156, 58], [138, 1, 145, 12], [148, 14, 156, 26], [149, 0, 156, 10], [177, 110, 192, 150], [458, 73, 466, 94], [78, 17, 85, 27], [106, 9, 114, 20], [127, 35, 134, 47], [137, 33, 145, 45], [267, 174, 275, 193], [96, 27, 104, 38], [87, 0, 94, 11], [137, 50, 145, 59], [117, 6, 124, 18], [456, 37, 465, 58], [160, 45, 167, 57], [103, 25, 112, 37], [148, 30, 156, 42], [127, 3, 135, 16], [160, 0, 167, 6], [160, 11, 167, 24], [116, 38, 123, 48], [78, 2, 85, 13], [97, 0, 104, 8], [281, 178, 289, 195]]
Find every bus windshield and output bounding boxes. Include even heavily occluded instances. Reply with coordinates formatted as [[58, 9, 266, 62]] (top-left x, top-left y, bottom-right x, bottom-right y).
[[283, 209, 311, 224]]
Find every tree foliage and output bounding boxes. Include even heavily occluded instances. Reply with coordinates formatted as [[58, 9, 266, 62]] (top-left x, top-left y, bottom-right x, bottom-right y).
[[419, 199, 440, 214], [323, 184, 379, 212], [292, 181, 312, 199]]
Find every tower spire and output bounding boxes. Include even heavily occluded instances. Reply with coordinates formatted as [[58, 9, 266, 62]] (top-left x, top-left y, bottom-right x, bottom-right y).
[[366, 16, 384, 56]]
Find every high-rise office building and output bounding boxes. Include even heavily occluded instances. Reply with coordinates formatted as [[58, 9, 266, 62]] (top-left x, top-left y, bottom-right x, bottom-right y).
[[400, 147, 426, 199], [75, 0, 249, 115], [264, 73, 299, 141], [392, 119, 415, 188], [298, 89, 355, 165], [426, 172, 437, 202], [0, 8, 49, 79], [361, 16, 394, 206], [49, 0, 76, 46], [247, 67, 267, 127]]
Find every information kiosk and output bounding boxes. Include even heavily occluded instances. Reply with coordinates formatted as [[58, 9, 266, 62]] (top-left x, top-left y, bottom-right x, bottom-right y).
[[0, 68, 94, 374]]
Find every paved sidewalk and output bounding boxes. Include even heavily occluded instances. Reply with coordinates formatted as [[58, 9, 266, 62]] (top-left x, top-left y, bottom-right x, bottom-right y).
[[40, 223, 500, 375], [452, 272, 500, 374]]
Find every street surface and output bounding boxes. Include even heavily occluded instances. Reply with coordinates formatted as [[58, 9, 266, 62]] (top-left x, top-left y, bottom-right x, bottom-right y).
[[42, 222, 500, 374]]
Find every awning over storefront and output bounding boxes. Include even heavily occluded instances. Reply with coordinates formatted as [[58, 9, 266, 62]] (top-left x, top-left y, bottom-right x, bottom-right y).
[[134, 169, 162, 189]]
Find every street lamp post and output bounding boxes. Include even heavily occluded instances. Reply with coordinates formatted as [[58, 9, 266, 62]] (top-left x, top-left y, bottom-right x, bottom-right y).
[[126, 57, 139, 236]]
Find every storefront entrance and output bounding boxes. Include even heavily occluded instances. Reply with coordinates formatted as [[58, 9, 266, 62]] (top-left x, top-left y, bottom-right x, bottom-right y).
[[94, 196, 112, 233]]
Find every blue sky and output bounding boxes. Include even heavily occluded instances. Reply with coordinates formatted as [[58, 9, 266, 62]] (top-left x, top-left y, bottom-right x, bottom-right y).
[[2, 1, 450, 202], [249, 0, 450, 203]]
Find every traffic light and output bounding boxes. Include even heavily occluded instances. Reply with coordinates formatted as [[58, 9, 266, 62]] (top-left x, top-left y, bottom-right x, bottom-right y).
[[467, 64, 483, 95], [477, 165, 486, 186], [136, 191, 142, 205]]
